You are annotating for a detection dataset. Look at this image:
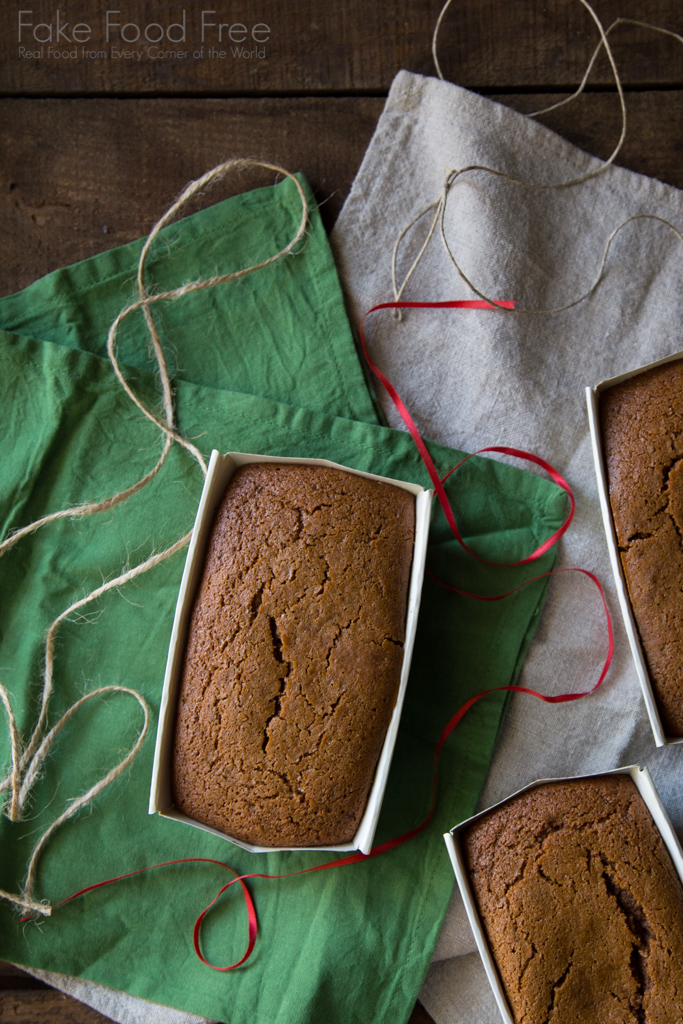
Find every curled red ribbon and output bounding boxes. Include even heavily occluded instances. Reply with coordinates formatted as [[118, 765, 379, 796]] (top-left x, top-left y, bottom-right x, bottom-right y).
[[358, 300, 576, 565], [23, 858, 258, 970], [24, 299, 614, 971]]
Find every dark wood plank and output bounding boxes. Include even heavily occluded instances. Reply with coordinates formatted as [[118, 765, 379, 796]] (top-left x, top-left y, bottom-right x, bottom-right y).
[[0, 0, 681, 96], [0, 96, 383, 295], [0, 965, 114, 1022], [498, 89, 683, 187], [408, 1001, 437, 1024], [0, 988, 115, 1023], [2, 90, 681, 297], [0, 962, 49, 991], [435, 0, 683, 92]]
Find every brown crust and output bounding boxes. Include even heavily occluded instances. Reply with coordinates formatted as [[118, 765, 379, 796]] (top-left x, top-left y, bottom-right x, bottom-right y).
[[600, 359, 683, 736], [171, 463, 415, 847], [464, 775, 683, 1024]]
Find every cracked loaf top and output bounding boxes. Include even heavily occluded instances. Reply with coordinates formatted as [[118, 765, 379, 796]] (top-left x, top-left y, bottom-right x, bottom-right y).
[[463, 775, 683, 1024], [172, 463, 415, 847], [600, 359, 683, 736]]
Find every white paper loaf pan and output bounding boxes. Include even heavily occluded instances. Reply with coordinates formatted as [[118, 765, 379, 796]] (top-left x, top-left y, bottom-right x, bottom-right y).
[[443, 765, 683, 1024], [150, 450, 433, 854], [586, 353, 683, 747]]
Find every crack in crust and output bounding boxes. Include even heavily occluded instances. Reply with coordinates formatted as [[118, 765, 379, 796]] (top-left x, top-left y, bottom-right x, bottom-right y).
[[261, 616, 290, 755], [542, 956, 574, 1024], [661, 454, 683, 551], [172, 463, 415, 847], [463, 776, 683, 1024], [601, 859, 651, 1023]]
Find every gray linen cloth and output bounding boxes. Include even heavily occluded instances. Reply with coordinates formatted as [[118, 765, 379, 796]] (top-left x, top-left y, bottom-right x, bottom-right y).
[[20, 70, 683, 1024], [330, 70, 683, 1024]]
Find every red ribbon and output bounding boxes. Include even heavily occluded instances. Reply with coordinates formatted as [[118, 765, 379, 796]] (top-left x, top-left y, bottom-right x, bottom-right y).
[[23, 299, 614, 971], [24, 858, 258, 971], [427, 566, 613, 696], [359, 301, 575, 564]]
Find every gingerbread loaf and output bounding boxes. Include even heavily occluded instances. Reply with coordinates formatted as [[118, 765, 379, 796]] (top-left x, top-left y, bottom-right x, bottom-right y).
[[463, 775, 683, 1024], [600, 358, 683, 736], [172, 463, 415, 847]]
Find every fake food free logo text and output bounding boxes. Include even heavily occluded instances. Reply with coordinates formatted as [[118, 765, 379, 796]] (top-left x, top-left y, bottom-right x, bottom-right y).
[[17, 10, 271, 60]]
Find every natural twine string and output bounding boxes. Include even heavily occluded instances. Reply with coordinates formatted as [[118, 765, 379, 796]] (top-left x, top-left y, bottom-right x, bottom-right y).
[[0, 159, 309, 916], [390, 1, 682, 318], [0, 686, 149, 915], [0, 160, 308, 558], [432, 0, 627, 186]]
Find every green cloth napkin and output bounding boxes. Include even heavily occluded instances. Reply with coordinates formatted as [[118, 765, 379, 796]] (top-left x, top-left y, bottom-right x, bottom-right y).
[[0, 175, 566, 1024]]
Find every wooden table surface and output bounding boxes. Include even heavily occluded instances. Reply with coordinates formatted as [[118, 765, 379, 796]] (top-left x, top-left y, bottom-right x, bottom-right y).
[[1, 0, 681, 1020]]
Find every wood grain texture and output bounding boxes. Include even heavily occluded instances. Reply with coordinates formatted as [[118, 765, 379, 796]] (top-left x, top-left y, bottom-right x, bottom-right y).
[[0, 96, 383, 294], [0, 991, 114, 1022], [499, 89, 683, 185], [1, 90, 681, 297], [0, 965, 113, 1022], [0, 963, 49, 991], [0, 0, 681, 96]]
